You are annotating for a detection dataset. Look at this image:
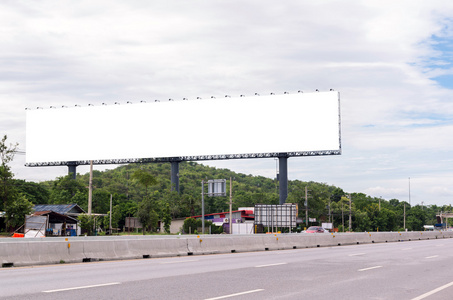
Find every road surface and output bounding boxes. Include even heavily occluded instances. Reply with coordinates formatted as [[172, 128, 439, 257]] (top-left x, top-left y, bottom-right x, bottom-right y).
[[1, 237, 452, 299]]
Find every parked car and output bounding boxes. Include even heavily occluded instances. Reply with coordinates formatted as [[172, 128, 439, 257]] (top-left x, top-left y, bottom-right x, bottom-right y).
[[304, 226, 330, 233]]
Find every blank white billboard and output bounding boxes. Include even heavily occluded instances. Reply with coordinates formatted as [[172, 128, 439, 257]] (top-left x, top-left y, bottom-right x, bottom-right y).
[[26, 91, 340, 164]]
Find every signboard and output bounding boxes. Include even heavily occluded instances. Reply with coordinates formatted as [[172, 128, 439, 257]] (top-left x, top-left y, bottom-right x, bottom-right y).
[[254, 204, 298, 228], [26, 91, 340, 164], [207, 179, 226, 197], [24, 215, 48, 238], [125, 217, 142, 229], [322, 223, 333, 229]]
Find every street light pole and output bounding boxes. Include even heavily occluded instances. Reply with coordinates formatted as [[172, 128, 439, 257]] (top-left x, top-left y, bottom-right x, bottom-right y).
[[88, 160, 93, 215], [201, 180, 205, 234], [348, 194, 352, 232], [305, 186, 308, 228], [229, 177, 233, 234]]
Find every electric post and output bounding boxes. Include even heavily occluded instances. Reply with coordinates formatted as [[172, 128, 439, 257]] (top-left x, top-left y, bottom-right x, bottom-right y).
[[305, 186, 309, 228], [348, 194, 352, 232]]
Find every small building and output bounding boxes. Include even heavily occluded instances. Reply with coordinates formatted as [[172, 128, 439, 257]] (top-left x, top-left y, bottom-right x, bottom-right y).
[[32, 204, 86, 236], [190, 208, 255, 234], [33, 204, 85, 217], [191, 208, 254, 225]]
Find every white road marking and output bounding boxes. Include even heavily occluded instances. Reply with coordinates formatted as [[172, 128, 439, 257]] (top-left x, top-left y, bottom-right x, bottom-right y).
[[425, 255, 439, 259], [255, 263, 287, 268], [348, 253, 365, 256], [358, 266, 382, 272], [160, 259, 198, 264], [205, 289, 264, 300], [43, 282, 120, 293], [411, 281, 453, 300]]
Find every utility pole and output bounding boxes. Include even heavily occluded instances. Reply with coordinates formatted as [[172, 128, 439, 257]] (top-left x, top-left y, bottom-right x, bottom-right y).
[[305, 186, 309, 228], [88, 160, 93, 215], [342, 202, 344, 232], [109, 194, 113, 234], [348, 194, 352, 232], [329, 199, 333, 223], [201, 180, 205, 234], [403, 202, 406, 230], [229, 177, 233, 235], [408, 177, 411, 206]]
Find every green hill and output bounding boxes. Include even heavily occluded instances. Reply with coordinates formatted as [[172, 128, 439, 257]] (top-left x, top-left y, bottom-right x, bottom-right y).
[[12, 161, 448, 232]]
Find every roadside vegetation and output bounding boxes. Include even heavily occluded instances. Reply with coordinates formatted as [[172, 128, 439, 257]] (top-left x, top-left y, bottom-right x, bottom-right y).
[[1, 135, 450, 234]]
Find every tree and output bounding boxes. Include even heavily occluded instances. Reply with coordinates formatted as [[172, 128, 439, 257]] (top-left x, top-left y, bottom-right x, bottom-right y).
[[78, 214, 95, 236], [4, 194, 33, 230], [131, 168, 157, 200], [49, 175, 87, 205], [137, 196, 159, 234], [0, 135, 18, 212], [14, 179, 49, 204], [132, 169, 158, 234], [183, 217, 200, 234], [161, 202, 172, 233]]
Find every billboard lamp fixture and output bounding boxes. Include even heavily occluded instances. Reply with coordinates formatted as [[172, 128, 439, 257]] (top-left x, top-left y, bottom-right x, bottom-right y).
[[240, 95, 245, 97], [75, 104, 81, 107], [50, 106, 55, 108], [114, 102, 120, 105], [315, 89, 319, 92], [330, 88, 334, 91], [102, 103, 107, 105], [37, 107, 43, 109], [140, 100, 146, 103], [211, 96, 216, 99], [88, 104, 93, 106], [225, 95, 230, 98], [298, 90, 303, 93], [127, 101, 132, 104], [154, 100, 160, 102], [255, 93, 260, 96], [197, 97, 202, 99], [61, 106, 67, 108], [168, 98, 174, 101], [182, 98, 188, 100], [284, 92, 289, 94], [270, 92, 275, 95]]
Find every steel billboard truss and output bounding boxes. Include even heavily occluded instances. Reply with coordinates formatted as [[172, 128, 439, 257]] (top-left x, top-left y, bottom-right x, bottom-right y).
[[25, 149, 341, 167]]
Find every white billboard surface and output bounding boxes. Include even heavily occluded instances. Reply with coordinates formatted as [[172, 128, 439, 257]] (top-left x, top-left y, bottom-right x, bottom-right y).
[[26, 91, 340, 164]]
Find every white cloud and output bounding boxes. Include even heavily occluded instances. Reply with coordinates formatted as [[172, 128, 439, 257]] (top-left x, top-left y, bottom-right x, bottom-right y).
[[1, 1, 453, 206]]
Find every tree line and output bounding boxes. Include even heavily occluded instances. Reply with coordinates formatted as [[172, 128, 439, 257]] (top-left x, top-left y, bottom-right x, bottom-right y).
[[1, 135, 450, 233]]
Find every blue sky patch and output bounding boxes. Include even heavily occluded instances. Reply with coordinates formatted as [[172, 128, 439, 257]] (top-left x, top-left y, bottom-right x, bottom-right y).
[[429, 34, 453, 88], [431, 74, 453, 88]]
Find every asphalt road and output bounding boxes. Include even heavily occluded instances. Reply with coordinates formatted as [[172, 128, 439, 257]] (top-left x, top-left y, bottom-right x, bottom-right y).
[[1, 238, 452, 300]]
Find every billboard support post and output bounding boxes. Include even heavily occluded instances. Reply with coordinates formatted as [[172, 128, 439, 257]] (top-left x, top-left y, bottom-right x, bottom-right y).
[[278, 154, 288, 205], [68, 162, 78, 179], [171, 160, 180, 192]]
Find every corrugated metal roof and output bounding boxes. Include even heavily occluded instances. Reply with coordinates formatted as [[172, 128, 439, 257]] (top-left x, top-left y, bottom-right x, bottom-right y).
[[32, 210, 78, 224], [33, 204, 85, 215]]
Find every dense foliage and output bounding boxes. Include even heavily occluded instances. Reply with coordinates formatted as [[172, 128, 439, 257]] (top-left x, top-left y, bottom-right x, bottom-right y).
[[2, 147, 451, 233], [1, 135, 33, 231], [34, 162, 450, 232]]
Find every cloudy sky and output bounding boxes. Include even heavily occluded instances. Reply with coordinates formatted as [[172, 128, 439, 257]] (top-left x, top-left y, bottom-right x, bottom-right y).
[[1, 1, 453, 206]]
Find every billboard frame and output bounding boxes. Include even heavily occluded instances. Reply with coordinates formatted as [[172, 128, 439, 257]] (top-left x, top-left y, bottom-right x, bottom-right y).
[[25, 90, 341, 167], [25, 91, 341, 204]]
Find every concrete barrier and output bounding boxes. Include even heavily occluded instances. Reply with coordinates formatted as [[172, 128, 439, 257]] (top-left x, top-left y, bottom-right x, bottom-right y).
[[1, 231, 452, 267]]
